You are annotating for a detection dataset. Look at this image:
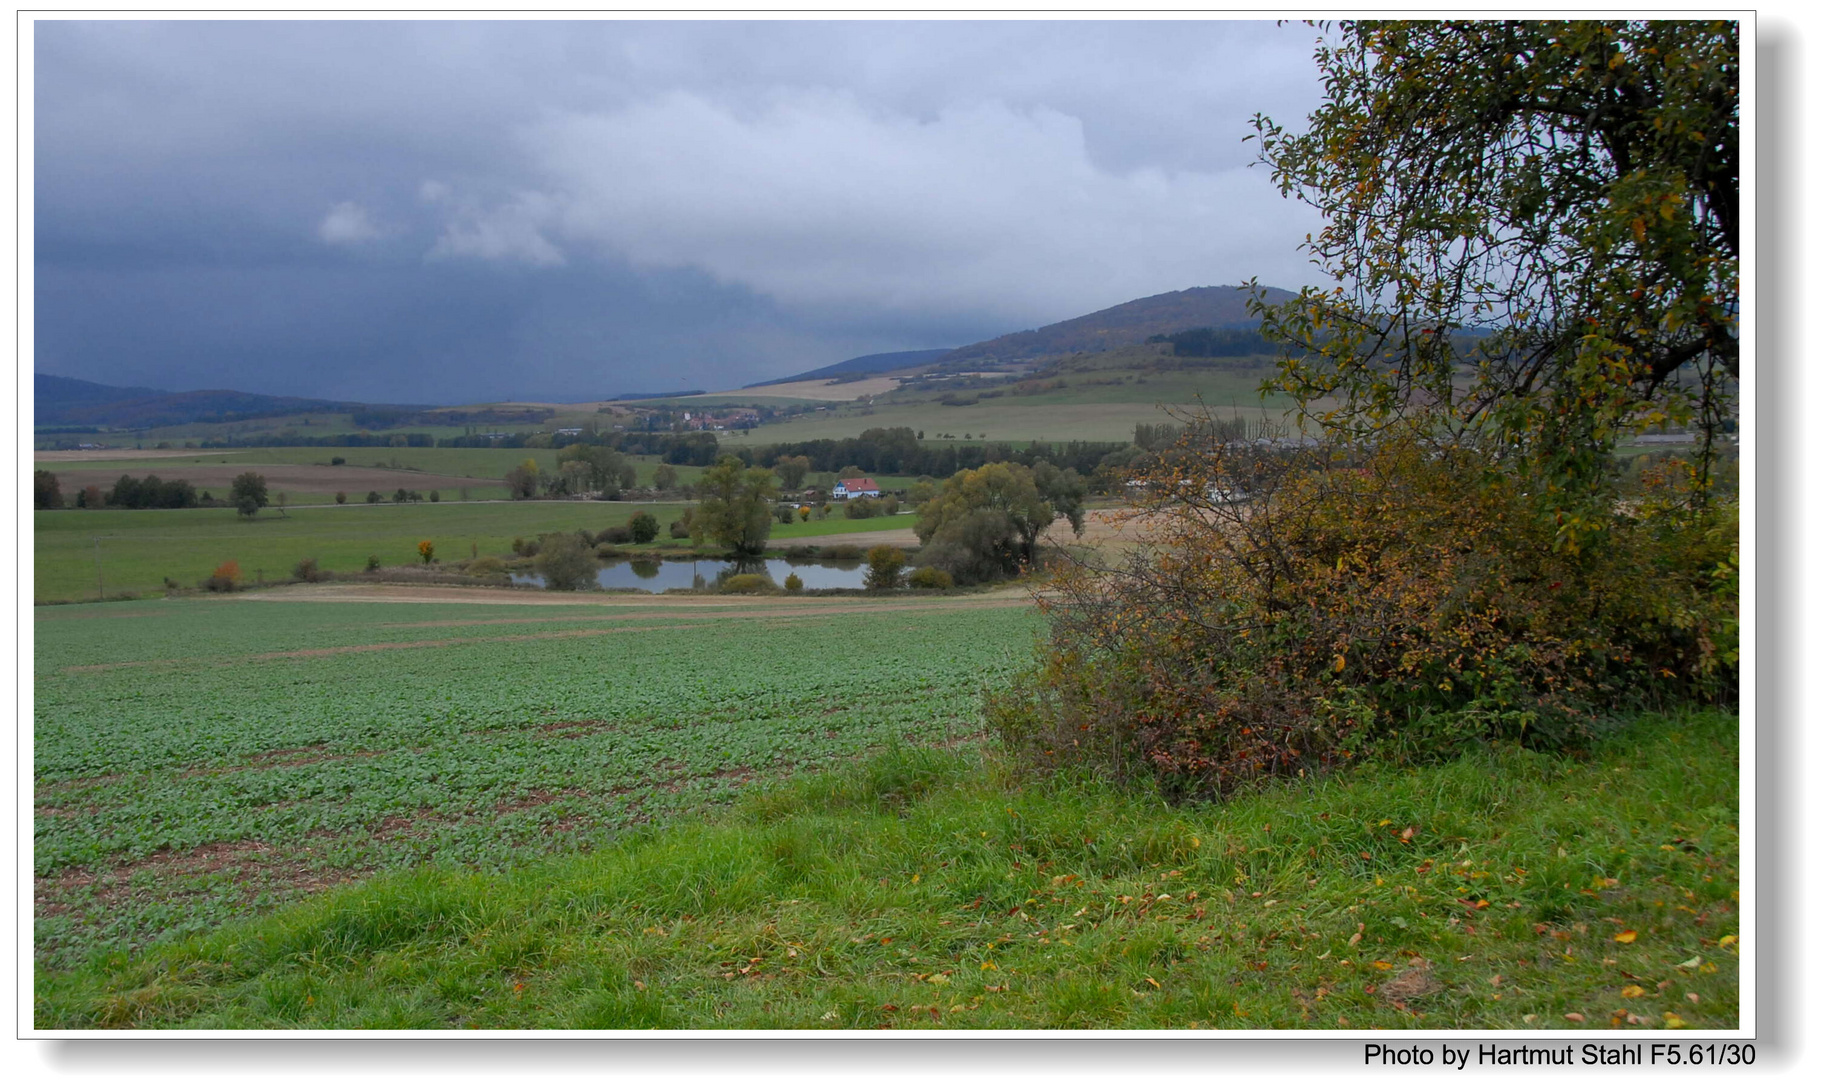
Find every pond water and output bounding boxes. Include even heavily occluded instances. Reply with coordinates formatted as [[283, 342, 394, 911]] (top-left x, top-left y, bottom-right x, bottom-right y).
[[512, 557, 868, 593]]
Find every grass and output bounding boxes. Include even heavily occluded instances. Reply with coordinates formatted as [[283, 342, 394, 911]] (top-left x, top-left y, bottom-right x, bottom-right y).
[[33, 594, 1042, 971], [33, 499, 926, 603], [34, 708, 1739, 1030]]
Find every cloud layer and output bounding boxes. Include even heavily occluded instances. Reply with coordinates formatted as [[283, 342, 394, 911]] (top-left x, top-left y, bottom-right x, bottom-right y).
[[34, 20, 1330, 402]]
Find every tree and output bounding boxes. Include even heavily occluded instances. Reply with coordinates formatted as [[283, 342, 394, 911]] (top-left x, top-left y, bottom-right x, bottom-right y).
[[864, 545, 905, 590], [690, 456, 780, 555], [366, 490, 382, 504], [914, 462, 1059, 584], [335, 491, 348, 504], [1250, 20, 1738, 537], [231, 472, 268, 518], [505, 458, 540, 500], [773, 455, 811, 490], [534, 532, 597, 590], [418, 540, 435, 565], [652, 463, 678, 491], [628, 511, 660, 544], [34, 470, 63, 510]]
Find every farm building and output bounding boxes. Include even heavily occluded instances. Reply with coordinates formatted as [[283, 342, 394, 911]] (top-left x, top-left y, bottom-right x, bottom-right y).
[[831, 477, 881, 500]]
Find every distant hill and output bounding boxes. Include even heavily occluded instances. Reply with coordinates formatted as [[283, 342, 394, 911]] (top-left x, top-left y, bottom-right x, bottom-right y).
[[934, 285, 1297, 369], [35, 374, 374, 429], [749, 348, 954, 388]]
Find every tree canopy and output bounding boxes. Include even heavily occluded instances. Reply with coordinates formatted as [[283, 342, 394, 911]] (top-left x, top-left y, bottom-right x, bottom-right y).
[[691, 456, 780, 556], [1251, 20, 1738, 534]]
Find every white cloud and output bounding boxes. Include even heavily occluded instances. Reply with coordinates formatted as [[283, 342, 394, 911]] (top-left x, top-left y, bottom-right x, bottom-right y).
[[423, 186, 566, 267], [424, 89, 1321, 323], [316, 201, 383, 245]]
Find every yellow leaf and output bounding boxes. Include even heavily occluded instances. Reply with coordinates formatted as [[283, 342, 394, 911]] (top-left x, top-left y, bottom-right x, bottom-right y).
[[1621, 985, 1647, 999], [1663, 1013, 1688, 1029], [1146, 976, 1161, 989], [1371, 960, 1393, 971], [1613, 930, 1638, 944], [928, 973, 950, 986], [1334, 655, 1346, 673], [1718, 935, 1738, 949]]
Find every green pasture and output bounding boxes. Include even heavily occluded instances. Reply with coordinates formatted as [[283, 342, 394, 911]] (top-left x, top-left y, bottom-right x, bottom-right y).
[[743, 400, 1289, 447]]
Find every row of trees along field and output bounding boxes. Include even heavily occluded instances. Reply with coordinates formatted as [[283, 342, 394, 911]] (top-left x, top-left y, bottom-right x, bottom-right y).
[[991, 19, 1740, 798]]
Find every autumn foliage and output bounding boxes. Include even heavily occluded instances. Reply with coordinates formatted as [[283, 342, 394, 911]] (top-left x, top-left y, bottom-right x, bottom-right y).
[[988, 429, 1737, 798]]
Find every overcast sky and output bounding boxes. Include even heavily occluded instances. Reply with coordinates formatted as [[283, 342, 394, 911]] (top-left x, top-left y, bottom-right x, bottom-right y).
[[33, 19, 1330, 404]]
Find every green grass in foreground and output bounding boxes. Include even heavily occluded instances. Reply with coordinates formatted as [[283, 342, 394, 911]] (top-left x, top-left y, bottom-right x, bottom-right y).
[[36, 710, 1739, 1030]]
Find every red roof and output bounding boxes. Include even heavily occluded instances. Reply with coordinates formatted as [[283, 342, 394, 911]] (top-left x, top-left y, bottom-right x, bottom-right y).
[[839, 478, 880, 492]]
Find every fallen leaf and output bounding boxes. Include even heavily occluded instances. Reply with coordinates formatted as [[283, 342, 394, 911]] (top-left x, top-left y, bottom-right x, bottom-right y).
[[1614, 930, 1638, 944], [1664, 1013, 1688, 1029], [1621, 985, 1647, 998], [1677, 956, 1701, 969], [1372, 960, 1394, 971], [1686, 993, 1700, 1005], [1719, 935, 1738, 949], [1564, 1012, 1586, 1023], [928, 973, 950, 986], [1145, 976, 1161, 989]]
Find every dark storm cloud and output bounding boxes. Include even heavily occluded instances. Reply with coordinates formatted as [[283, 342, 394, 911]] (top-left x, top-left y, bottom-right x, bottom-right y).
[[33, 19, 1327, 402]]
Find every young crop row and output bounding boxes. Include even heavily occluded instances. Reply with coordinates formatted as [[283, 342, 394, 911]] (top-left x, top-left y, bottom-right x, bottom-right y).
[[34, 596, 1042, 968]]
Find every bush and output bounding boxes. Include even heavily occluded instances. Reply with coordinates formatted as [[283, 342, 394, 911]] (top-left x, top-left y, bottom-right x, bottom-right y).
[[775, 502, 797, 524], [203, 560, 241, 592], [881, 496, 900, 517], [365, 555, 381, 572], [595, 524, 634, 546], [783, 573, 804, 592], [906, 566, 953, 590], [429, 490, 440, 502], [822, 544, 863, 561], [718, 573, 773, 594], [534, 533, 596, 591], [335, 491, 347, 504], [989, 435, 1739, 799], [330, 456, 346, 466], [366, 491, 381, 504], [782, 545, 816, 559], [864, 545, 905, 590], [843, 497, 881, 519], [417, 540, 435, 565], [292, 558, 325, 583], [628, 511, 660, 544], [669, 519, 691, 540], [467, 556, 508, 577]]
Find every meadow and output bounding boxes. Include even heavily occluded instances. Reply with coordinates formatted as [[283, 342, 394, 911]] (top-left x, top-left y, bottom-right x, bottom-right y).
[[32, 501, 917, 604], [34, 592, 1043, 974]]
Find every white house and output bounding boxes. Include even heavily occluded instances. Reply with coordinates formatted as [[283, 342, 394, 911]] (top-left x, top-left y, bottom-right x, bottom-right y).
[[831, 477, 882, 500]]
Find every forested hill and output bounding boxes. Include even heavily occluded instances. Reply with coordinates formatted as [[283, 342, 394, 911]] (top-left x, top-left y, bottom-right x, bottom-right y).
[[747, 348, 954, 388], [935, 284, 1298, 368], [35, 374, 362, 429]]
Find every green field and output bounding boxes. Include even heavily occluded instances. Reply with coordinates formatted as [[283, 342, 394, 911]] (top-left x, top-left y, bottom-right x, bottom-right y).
[[33, 593, 1044, 973]]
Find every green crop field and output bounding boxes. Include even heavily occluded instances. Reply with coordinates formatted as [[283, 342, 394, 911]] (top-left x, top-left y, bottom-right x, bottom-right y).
[[33, 593, 1044, 971]]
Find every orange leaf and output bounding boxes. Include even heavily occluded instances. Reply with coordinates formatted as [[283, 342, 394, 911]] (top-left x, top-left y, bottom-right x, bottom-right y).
[[1613, 930, 1638, 944], [1620, 985, 1647, 999]]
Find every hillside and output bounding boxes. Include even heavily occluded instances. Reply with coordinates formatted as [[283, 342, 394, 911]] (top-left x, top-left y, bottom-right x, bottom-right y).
[[34, 375, 366, 429], [748, 348, 953, 388], [934, 284, 1297, 368]]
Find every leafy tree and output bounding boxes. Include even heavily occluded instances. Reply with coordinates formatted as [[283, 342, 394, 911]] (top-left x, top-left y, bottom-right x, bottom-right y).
[[418, 540, 435, 565], [652, 463, 678, 491], [690, 456, 780, 556], [1250, 19, 1738, 537], [34, 470, 63, 510], [627, 511, 660, 544], [335, 491, 348, 504], [864, 545, 905, 590], [1031, 462, 1088, 536], [505, 459, 540, 500], [393, 487, 410, 504], [773, 455, 812, 490], [914, 462, 1058, 584], [534, 532, 596, 590], [229, 471, 269, 518], [366, 490, 381, 504]]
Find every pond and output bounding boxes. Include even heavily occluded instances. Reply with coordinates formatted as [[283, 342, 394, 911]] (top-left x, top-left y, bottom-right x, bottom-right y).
[[512, 557, 868, 593]]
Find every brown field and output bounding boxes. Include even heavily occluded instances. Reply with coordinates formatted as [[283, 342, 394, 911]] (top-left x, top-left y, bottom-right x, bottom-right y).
[[707, 375, 903, 401], [39, 463, 486, 497]]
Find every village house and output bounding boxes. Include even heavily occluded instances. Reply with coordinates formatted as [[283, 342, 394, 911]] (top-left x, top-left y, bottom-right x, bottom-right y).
[[831, 477, 881, 500]]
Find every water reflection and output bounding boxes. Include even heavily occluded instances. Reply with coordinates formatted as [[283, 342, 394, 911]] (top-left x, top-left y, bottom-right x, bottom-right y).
[[512, 557, 869, 593]]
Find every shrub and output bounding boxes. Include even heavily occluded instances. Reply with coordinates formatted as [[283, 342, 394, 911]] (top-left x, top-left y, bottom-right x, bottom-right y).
[[669, 519, 691, 540], [596, 525, 634, 546], [864, 545, 905, 590], [429, 490, 440, 502], [335, 491, 347, 504], [292, 558, 325, 583], [881, 496, 900, 517], [718, 573, 773, 594], [203, 560, 241, 592], [467, 556, 508, 577], [365, 555, 381, 572], [988, 434, 1739, 799], [366, 491, 381, 504], [417, 540, 435, 565], [799, 505, 811, 522], [907, 566, 953, 590], [843, 497, 881, 519], [628, 511, 660, 544], [330, 456, 345, 466], [534, 532, 596, 591], [783, 545, 816, 559], [511, 537, 541, 557], [822, 544, 863, 561], [783, 573, 804, 592], [775, 502, 797, 524]]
